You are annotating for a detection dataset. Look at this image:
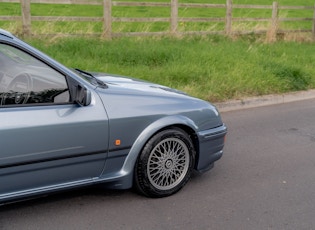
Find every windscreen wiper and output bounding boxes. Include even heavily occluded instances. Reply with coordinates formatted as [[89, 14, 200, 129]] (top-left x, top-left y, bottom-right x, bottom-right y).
[[75, 68, 107, 88]]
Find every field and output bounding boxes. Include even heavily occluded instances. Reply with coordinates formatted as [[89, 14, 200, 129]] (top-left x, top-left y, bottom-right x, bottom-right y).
[[1, 0, 315, 102]]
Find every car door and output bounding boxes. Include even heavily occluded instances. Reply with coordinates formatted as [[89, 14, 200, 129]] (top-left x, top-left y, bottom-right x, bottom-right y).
[[0, 42, 109, 197]]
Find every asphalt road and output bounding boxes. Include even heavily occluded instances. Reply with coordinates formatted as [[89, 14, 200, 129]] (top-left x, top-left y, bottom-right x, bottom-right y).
[[1, 99, 315, 230]]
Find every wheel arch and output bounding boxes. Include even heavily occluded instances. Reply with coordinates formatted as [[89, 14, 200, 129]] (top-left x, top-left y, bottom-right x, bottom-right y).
[[117, 115, 200, 184]]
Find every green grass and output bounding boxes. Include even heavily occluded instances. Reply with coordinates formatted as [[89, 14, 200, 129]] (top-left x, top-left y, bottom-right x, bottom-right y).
[[25, 36, 315, 102], [2, 0, 315, 102]]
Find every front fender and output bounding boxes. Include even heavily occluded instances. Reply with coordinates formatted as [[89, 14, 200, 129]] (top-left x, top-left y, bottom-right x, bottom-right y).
[[99, 115, 198, 189], [123, 115, 198, 171]]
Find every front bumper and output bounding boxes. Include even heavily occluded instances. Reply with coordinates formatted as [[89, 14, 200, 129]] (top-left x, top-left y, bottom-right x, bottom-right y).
[[195, 124, 227, 173]]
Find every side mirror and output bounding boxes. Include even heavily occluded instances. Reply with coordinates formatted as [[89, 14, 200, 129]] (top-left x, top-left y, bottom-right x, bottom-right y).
[[75, 84, 91, 106]]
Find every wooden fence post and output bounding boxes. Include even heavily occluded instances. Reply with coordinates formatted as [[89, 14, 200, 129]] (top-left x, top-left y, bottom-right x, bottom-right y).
[[225, 0, 232, 36], [20, 0, 31, 36], [103, 0, 112, 39], [268, 1, 279, 42], [170, 0, 178, 35]]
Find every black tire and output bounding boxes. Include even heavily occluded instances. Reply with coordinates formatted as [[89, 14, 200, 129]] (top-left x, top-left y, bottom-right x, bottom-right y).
[[134, 128, 195, 198]]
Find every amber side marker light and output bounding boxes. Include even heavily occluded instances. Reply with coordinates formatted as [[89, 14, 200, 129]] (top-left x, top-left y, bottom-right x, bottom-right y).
[[115, 139, 121, 146]]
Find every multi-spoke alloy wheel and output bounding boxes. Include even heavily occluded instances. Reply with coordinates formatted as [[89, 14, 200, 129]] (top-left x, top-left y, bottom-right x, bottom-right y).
[[147, 137, 190, 190], [135, 128, 195, 198]]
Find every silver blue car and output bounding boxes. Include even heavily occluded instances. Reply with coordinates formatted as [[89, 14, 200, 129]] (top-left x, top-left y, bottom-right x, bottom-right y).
[[0, 29, 227, 203]]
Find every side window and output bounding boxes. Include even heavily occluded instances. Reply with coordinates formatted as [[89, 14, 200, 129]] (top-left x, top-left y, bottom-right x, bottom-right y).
[[0, 43, 69, 107]]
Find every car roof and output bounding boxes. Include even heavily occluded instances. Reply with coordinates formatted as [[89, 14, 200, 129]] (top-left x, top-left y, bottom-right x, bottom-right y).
[[0, 29, 14, 39]]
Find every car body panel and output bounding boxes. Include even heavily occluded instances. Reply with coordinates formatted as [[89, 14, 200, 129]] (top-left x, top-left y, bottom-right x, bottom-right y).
[[0, 92, 109, 200], [0, 29, 227, 203]]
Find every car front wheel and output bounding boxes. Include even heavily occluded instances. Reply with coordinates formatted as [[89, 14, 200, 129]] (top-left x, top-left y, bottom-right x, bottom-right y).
[[134, 128, 195, 198]]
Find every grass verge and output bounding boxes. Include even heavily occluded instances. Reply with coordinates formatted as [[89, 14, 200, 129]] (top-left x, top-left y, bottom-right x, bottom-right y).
[[25, 35, 315, 102]]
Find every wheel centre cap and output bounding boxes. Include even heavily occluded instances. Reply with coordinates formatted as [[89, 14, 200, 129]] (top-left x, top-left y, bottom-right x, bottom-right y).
[[165, 159, 173, 169]]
